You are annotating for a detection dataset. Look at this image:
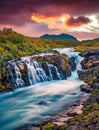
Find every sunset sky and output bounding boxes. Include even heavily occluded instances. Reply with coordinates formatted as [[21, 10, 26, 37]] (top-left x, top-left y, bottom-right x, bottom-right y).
[[0, 0, 99, 40]]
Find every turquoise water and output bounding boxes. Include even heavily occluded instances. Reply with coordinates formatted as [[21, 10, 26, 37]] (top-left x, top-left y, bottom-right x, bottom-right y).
[[0, 48, 85, 130], [0, 71, 84, 130]]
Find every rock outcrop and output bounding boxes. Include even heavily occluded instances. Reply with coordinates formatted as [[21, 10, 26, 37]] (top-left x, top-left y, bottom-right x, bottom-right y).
[[80, 84, 93, 93], [77, 50, 99, 84]]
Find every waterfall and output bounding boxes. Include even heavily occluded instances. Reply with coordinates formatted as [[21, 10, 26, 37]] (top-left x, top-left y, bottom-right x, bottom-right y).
[[6, 58, 62, 88], [6, 48, 82, 88], [48, 64, 61, 80], [26, 61, 37, 85], [33, 61, 48, 82], [14, 64, 25, 87], [6, 62, 25, 88]]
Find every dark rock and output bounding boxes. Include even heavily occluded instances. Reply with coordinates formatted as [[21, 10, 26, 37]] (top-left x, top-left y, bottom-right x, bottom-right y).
[[95, 95, 99, 103], [69, 57, 76, 71], [80, 84, 93, 93], [77, 70, 91, 80], [92, 60, 99, 67], [81, 51, 99, 69], [79, 52, 84, 57], [67, 126, 77, 130], [84, 50, 99, 57], [67, 112, 77, 117], [92, 83, 99, 89], [41, 55, 72, 79], [42, 61, 51, 78]]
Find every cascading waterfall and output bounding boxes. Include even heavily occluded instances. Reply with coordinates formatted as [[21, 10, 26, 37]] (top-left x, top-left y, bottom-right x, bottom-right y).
[[33, 60, 48, 82], [6, 62, 25, 88], [48, 64, 62, 80], [14, 64, 25, 87], [6, 57, 63, 88]]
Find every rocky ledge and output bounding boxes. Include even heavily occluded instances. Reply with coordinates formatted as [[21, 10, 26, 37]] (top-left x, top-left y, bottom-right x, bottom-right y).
[[0, 53, 76, 92], [77, 50, 99, 92]]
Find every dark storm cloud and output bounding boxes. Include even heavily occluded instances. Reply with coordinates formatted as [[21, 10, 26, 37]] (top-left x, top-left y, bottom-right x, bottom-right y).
[[65, 16, 91, 28], [0, 0, 99, 26]]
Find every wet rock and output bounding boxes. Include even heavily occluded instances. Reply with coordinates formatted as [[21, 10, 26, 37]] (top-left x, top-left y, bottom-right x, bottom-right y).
[[92, 60, 99, 67], [84, 50, 99, 57], [92, 83, 99, 89], [41, 55, 72, 79], [77, 70, 91, 80], [69, 57, 76, 71], [67, 112, 77, 117], [67, 126, 78, 130], [81, 50, 99, 69], [80, 84, 93, 93], [18, 64, 25, 71]]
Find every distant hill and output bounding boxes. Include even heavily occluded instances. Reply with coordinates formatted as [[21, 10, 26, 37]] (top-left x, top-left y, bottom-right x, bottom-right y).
[[40, 33, 77, 41], [82, 37, 99, 42]]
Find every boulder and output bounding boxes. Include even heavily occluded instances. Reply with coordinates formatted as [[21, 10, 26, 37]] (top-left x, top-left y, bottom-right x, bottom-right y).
[[41, 55, 72, 79], [77, 70, 91, 80], [80, 84, 93, 93], [84, 50, 99, 57], [92, 60, 99, 67], [92, 83, 99, 89], [81, 51, 99, 69], [69, 57, 76, 71]]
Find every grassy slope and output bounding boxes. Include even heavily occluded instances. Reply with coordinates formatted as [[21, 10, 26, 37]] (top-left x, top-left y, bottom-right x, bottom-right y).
[[0, 31, 79, 62], [75, 39, 99, 52], [0, 30, 99, 62]]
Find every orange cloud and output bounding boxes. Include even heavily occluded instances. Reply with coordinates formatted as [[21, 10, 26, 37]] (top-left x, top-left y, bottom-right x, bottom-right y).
[[31, 13, 91, 30], [31, 13, 66, 30], [31, 13, 59, 23]]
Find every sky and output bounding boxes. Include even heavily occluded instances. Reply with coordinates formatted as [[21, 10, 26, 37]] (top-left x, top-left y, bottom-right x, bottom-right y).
[[0, 0, 99, 40]]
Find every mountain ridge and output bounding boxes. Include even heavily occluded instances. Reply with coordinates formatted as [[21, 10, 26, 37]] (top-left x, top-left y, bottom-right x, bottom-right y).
[[40, 33, 77, 41]]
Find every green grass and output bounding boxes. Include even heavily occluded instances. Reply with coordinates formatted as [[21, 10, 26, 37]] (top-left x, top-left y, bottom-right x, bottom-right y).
[[75, 39, 99, 52], [45, 122, 53, 130], [59, 125, 67, 130], [92, 89, 99, 94]]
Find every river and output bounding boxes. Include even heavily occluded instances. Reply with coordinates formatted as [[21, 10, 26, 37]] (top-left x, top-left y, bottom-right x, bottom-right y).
[[0, 48, 85, 130]]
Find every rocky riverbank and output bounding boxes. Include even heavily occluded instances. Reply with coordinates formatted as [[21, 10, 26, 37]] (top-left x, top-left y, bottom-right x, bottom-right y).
[[15, 49, 99, 130]]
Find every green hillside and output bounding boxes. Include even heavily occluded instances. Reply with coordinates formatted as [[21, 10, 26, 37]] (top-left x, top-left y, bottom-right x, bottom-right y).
[[75, 39, 99, 52], [0, 29, 79, 64]]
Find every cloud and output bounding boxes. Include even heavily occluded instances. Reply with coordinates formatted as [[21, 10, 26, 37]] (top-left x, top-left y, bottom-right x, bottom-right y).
[[31, 13, 65, 30], [65, 16, 91, 28], [0, 0, 99, 40], [0, 0, 99, 26]]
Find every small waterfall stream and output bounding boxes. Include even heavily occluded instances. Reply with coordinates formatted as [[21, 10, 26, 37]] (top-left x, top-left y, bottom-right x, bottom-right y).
[[0, 48, 86, 130], [6, 56, 63, 88]]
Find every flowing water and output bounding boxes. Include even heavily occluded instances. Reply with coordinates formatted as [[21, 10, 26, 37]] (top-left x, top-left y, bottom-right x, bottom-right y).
[[0, 48, 85, 130]]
